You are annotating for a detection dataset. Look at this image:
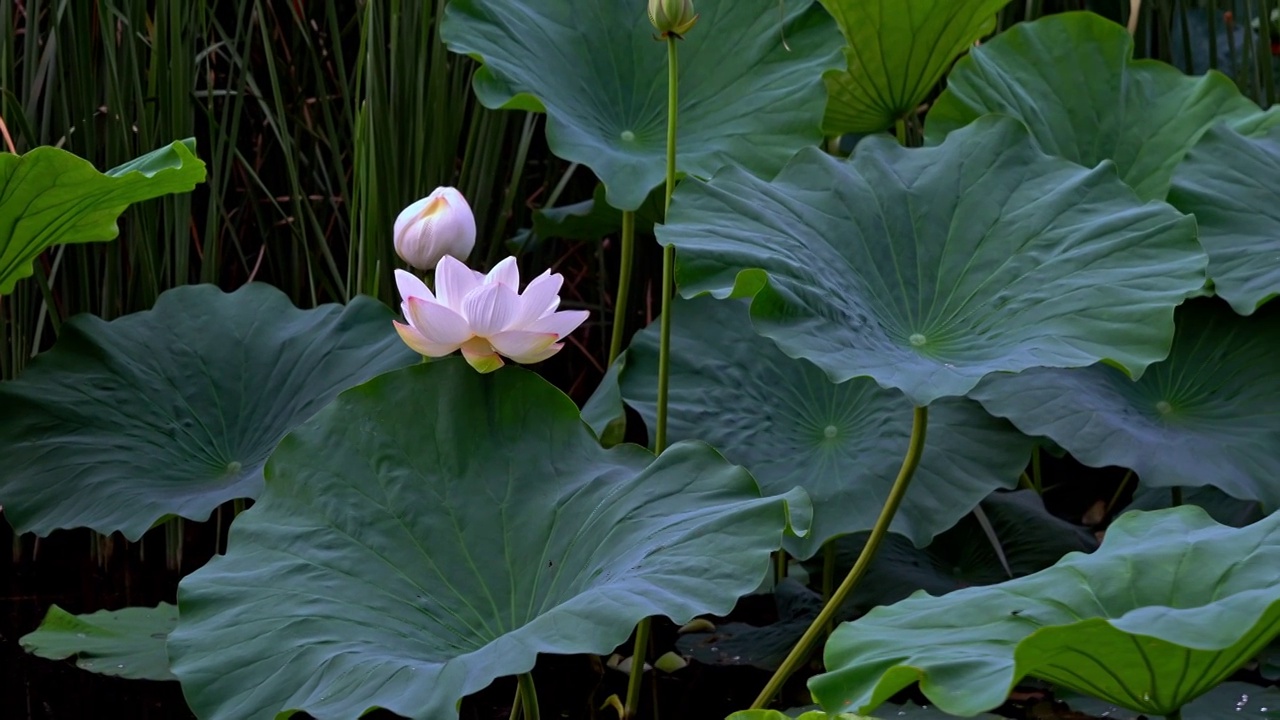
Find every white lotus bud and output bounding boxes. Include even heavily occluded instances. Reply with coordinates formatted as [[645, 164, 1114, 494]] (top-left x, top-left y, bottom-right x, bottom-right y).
[[393, 187, 476, 271]]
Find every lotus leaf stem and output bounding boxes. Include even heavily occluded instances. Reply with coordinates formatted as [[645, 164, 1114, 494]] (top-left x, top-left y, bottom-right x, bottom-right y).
[[626, 32, 682, 720], [607, 210, 637, 365], [517, 673, 540, 720], [750, 405, 929, 709]]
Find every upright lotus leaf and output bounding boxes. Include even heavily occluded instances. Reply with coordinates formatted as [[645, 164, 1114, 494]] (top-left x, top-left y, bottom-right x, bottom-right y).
[[819, 0, 1013, 134], [0, 140, 206, 294], [440, 0, 844, 210], [660, 115, 1205, 406], [970, 299, 1280, 511], [809, 506, 1280, 718], [167, 360, 808, 720], [926, 12, 1260, 201], [1168, 117, 1280, 314], [608, 296, 1035, 557], [20, 604, 177, 681], [0, 284, 417, 540]]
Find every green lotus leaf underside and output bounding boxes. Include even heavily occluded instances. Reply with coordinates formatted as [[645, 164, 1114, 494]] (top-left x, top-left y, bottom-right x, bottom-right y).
[[810, 506, 1280, 717]]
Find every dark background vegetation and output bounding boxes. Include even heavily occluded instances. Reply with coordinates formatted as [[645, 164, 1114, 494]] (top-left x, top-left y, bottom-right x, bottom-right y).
[[2, 0, 1275, 717]]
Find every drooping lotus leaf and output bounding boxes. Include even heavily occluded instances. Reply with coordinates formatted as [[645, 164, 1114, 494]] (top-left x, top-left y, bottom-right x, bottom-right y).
[[20, 604, 177, 681], [681, 491, 1096, 671], [819, 0, 1012, 134], [167, 360, 809, 720], [925, 12, 1260, 201], [809, 506, 1280, 718], [0, 140, 206, 294], [832, 490, 1099, 612], [440, 0, 844, 211], [606, 296, 1035, 557], [1168, 117, 1280, 315], [0, 284, 417, 540], [970, 299, 1280, 511], [659, 114, 1205, 406]]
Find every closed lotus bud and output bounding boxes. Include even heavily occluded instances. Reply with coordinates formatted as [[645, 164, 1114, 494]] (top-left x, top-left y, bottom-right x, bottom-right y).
[[648, 0, 697, 37], [393, 187, 476, 271]]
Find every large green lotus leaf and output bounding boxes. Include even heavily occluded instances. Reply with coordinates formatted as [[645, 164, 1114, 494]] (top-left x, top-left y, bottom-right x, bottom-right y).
[[925, 12, 1259, 201], [0, 284, 417, 540], [167, 360, 808, 720], [809, 506, 1280, 718], [440, 0, 843, 211], [1168, 119, 1280, 315], [0, 140, 206, 294], [970, 299, 1280, 511], [609, 296, 1035, 557], [819, 0, 1012, 134], [659, 115, 1205, 406], [20, 604, 177, 681]]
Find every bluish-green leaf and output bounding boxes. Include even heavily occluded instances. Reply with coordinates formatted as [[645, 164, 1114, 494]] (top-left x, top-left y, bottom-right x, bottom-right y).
[[659, 115, 1205, 406], [926, 12, 1260, 201], [971, 299, 1280, 511], [1168, 114, 1280, 315], [167, 360, 809, 720], [605, 296, 1034, 557], [441, 0, 843, 210], [0, 284, 417, 540]]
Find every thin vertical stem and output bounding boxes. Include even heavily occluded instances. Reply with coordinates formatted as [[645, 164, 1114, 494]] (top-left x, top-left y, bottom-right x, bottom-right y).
[[751, 406, 930, 710], [1206, 0, 1220, 71], [627, 32, 682, 720], [822, 540, 836, 637], [774, 550, 788, 583], [516, 673, 540, 720], [1171, 486, 1183, 507], [608, 210, 637, 365]]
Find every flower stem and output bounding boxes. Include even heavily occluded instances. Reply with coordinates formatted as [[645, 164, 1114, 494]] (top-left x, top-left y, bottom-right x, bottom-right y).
[[608, 210, 637, 366], [517, 673, 540, 720], [750, 406, 929, 709], [626, 33, 682, 720], [654, 33, 679, 454]]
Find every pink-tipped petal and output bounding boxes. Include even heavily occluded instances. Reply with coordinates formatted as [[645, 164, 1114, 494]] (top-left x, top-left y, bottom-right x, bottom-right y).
[[525, 309, 589, 339], [393, 321, 456, 358], [489, 329, 561, 364], [461, 338, 505, 373], [486, 256, 521, 289], [436, 255, 482, 312], [514, 271, 564, 326], [461, 282, 522, 336], [394, 268, 434, 303], [405, 296, 473, 347]]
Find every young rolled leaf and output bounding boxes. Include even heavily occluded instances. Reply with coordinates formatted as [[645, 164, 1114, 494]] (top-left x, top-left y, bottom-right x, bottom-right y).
[[20, 604, 177, 681], [809, 506, 1280, 717], [167, 360, 808, 720], [926, 12, 1260, 201], [971, 299, 1280, 511], [819, 0, 1012, 134], [659, 114, 1205, 406], [0, 284, 417, 540], [0, 140, 206, 294], [600, 296, 1035, 558], [440, 0, 843, 210], [1168, 116, 1280, 315]]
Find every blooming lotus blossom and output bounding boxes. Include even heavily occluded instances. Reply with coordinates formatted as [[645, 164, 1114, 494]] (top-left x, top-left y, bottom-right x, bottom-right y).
[[394, 256, 589, 373], [393, 187, 476, 270]]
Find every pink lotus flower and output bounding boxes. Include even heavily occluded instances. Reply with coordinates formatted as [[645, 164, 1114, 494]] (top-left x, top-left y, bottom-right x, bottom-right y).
[[393, 255, 589, 373]]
